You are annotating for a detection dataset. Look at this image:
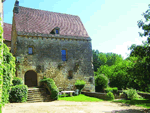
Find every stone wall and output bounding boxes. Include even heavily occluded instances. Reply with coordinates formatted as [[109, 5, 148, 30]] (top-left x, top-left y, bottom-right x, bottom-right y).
[[14, 36, 95, 92]]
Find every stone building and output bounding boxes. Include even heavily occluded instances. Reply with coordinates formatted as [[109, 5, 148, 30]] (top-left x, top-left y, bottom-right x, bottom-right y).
[[11, 1, 95, 92]]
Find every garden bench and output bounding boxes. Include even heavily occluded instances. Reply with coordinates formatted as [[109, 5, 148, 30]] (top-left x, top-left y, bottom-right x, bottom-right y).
[[61, 91, 75, 97]]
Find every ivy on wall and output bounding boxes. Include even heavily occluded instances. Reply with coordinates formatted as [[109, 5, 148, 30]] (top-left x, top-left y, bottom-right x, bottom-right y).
[[2, 43, 16, 106], [0, 18, 3, 113]]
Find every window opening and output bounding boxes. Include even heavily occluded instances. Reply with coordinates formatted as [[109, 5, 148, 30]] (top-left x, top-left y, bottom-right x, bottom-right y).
[[56, 29, 59, 34], [61, 50, 66, 61], [28, 47, 33, 54]]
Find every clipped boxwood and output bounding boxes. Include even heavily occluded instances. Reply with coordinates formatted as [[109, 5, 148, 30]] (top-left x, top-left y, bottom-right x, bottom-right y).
[[75, 80, 86, 94], [105, 87, 113, 93], [95, 74, 109, 92], [106, 92, 115, 100], [12, 77, 23, 86], [9, 84, 28, 103], [40, 77, 59, 100]]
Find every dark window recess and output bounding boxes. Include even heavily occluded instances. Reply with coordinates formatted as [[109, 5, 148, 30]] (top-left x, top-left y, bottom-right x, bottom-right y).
[[89, 77, 93, 84], [28, 47, 33, 54], [50, 30, 55, 34], [61, 50, 66, 61], [56, 29, 59, 34], [68, 71, 73, 79]]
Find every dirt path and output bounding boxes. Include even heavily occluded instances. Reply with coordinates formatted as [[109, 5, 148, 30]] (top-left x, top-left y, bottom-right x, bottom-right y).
[[2, 100, 148, 113]]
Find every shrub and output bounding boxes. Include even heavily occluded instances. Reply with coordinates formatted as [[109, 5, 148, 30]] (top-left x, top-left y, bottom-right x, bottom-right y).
[[112, 87, 118, 94], [9, 85, 28, 103], [95, 74, 109, 92], [105, 87, 113, 93], [40, 77, 59, 100], [75, 80, 86, 94], [122, 88, 141, 100], [106, 92, 115, 100], [12, 77, 23, 86]]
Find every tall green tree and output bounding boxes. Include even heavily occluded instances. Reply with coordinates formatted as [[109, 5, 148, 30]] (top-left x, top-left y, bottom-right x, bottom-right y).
[[126, 4, 150, 92]]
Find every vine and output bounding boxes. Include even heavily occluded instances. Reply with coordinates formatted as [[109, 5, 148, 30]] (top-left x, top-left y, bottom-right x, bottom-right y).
[[0, 18, 3, 113]]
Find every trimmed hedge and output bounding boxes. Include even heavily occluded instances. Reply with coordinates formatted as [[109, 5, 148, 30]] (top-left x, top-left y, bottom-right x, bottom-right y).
[[9, 85, 28, 103], [75, 80, 86, 94], [105, 87, 118, 93], [12, 77, 23, 86], [95, 74, 109, 92], [40, 77, 59, 100], [106, 92, 115, 100]]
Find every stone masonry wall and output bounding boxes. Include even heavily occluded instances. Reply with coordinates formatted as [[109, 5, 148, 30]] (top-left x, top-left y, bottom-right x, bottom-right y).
[[15, 36, 95, 92]]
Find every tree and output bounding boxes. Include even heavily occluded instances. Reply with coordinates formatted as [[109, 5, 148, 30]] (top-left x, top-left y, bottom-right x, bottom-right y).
[[125, 4, 150, 92], [137, 4, 150, 37]]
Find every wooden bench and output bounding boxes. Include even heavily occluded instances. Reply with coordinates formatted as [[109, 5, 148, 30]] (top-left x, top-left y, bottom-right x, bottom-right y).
[[61, 91, 75, 97]]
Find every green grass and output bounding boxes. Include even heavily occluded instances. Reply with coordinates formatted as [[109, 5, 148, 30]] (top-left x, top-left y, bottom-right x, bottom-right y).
[[58, 94, 104, 102], [112, 98, 150, 109]]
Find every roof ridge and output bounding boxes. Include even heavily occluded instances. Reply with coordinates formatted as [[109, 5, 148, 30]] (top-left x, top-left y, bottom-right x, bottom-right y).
[[4, 22, 12, 25], [19, 6, 79, 17]]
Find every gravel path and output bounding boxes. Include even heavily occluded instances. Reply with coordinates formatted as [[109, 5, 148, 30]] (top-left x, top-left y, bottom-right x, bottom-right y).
[[2, 100, 148, 113]]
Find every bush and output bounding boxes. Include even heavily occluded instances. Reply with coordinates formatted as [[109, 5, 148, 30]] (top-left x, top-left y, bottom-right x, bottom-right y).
[[95, 74, 109, 92], [40, 77, 59, 100], [112, 87, 118, 94], [122, 88, 141, 100], [106, 92, 115, 100], [75, 80, 86, 94], [12, 77, 23, 86], [105, 87, 113, 93], [9, 85, 28, 103]]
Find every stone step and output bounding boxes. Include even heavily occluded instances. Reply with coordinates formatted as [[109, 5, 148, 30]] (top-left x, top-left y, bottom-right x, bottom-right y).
[[27, 88, 51, 103]]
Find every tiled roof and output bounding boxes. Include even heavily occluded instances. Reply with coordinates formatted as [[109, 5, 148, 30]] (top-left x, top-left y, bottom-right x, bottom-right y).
[[3, 23, 12, 41], [14, 6, 89, 38]]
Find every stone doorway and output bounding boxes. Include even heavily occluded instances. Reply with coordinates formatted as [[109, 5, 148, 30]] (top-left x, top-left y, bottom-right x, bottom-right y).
[[25, 70, 37, 87]]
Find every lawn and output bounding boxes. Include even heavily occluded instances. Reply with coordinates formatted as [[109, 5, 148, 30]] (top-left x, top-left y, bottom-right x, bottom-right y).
[[58, 94, 104, 102], [112, 98, 150, 109]]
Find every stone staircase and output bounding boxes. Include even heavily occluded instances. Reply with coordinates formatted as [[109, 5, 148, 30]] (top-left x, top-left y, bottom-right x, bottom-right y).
[[27, 88, 51, 103]]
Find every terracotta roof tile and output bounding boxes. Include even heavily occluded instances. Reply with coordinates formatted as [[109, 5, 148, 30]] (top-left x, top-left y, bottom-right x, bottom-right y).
[[14, 6, 89, 38], [3, 23, 12, 41]]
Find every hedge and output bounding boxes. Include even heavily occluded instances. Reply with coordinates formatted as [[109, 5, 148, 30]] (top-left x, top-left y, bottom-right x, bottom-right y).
[[9, 84, 28, 103], [12, 77, 23, 86], [75, 80, 86, 94], [40, 77, 59, 100]]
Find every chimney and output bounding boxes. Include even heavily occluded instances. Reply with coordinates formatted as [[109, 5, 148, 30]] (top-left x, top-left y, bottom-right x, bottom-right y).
[[13, 0, 19, 14]]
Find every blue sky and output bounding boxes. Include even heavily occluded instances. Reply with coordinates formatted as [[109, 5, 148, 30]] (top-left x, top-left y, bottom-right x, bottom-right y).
[[3, 0, 150, 59]]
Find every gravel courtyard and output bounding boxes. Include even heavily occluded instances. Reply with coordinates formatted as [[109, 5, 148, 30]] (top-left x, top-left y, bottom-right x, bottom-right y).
[[2, 100, 148, 113]]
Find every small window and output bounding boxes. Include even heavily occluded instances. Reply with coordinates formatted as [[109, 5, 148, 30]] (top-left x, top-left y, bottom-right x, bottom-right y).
[[61, 50, 66, 61], [28, 47, 33, 54], [56, 29, 59, 34]]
